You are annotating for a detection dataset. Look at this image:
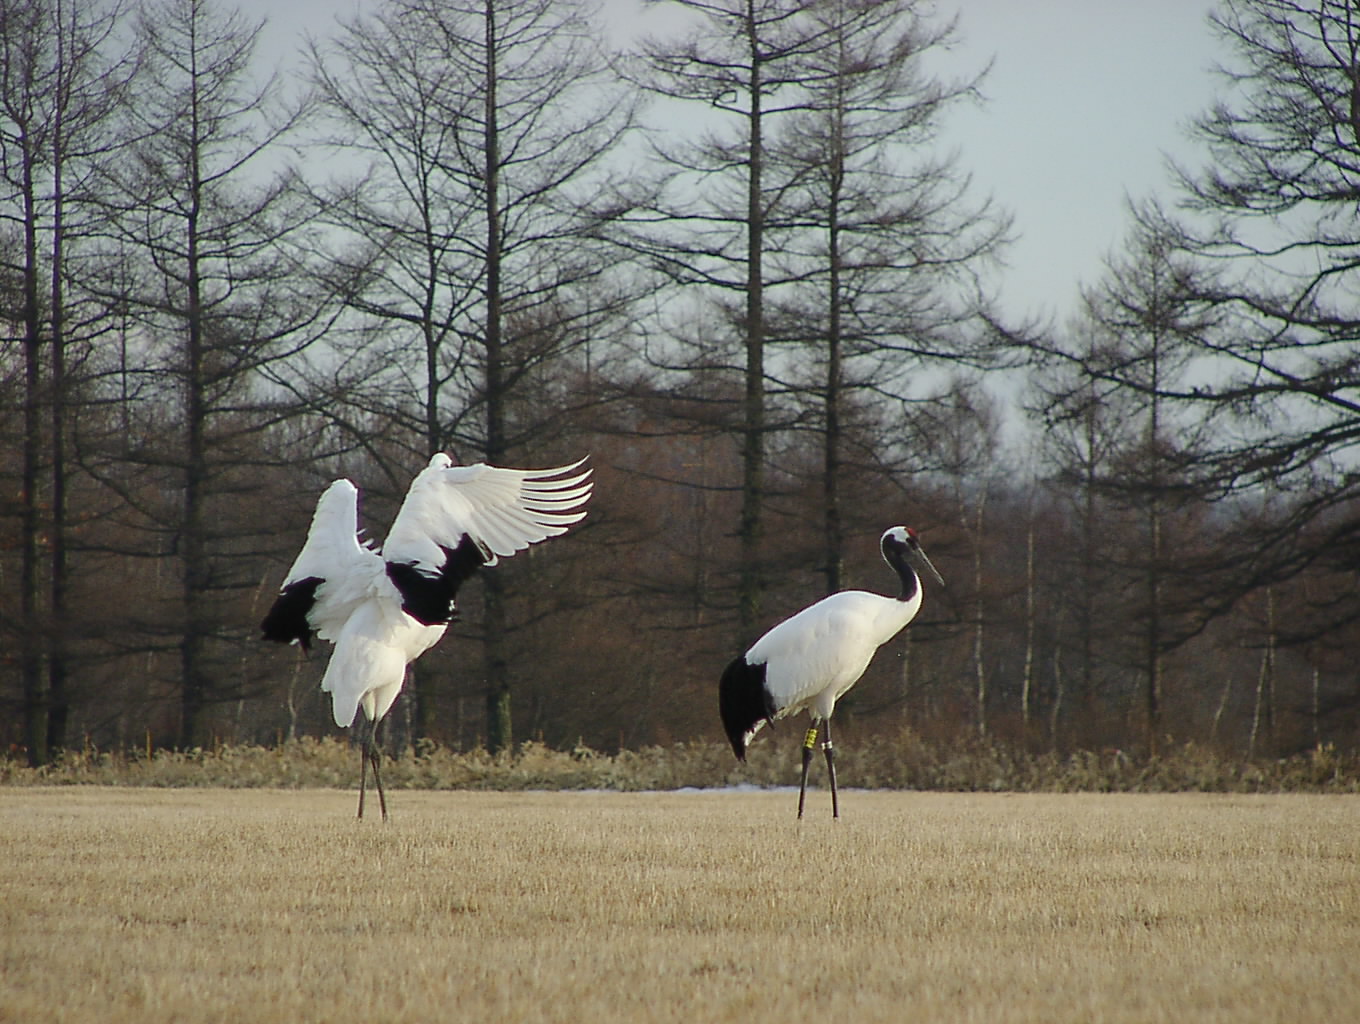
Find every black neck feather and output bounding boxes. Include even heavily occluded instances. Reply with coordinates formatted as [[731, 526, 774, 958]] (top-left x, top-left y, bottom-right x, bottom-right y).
[[884, 542, 920, 603]]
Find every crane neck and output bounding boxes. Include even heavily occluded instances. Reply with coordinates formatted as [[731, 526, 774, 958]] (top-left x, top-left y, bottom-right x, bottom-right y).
[[884, 546, 921, 604]]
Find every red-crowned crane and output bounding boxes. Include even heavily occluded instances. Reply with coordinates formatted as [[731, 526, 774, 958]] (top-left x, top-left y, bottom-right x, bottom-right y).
[[718, 526, 943, 819], [261, 454, 593, 820]]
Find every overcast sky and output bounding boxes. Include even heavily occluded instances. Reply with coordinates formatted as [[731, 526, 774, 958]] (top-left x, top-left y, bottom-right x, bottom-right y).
[[244, 0, 1223, 326], [937, 0, 1220, 324]]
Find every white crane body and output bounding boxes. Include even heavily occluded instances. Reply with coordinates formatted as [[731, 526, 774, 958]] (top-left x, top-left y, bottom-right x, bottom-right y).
[[719, 526, 943, 818], [320, 597, 443, 729], [747, 587, 924, 737], [262, 454, 593, 818]]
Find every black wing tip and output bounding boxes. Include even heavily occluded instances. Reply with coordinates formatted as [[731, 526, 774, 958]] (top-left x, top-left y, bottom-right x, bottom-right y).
[[719, 655, 767, 761], [260, 577, 323, 650]]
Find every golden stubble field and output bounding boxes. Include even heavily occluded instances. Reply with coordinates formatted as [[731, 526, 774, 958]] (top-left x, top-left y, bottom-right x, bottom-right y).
[[1, 787, 1357, 1023]]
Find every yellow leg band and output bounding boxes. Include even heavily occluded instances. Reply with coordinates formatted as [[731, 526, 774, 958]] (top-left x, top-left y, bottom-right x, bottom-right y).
[[803, 726, 819, 750]]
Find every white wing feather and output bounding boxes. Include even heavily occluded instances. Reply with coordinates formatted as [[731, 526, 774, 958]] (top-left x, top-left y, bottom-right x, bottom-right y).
[[280, 479, 385, 642], [383, 455, 593, 571]]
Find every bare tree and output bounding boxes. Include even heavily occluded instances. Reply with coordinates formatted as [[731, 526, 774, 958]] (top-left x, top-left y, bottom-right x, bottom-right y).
[[0, 0, 52, 764], [1031, 222, 1220, 754], [0, 0, 138, 763], [307, 0, 637, 751], [617, 0, 838, 645], [1028, 360, 1125, 749], [767, 0, 1007, 595], [908, 377, 1000, 737], [94, 0, 326, 748], [1143, 0, 1360, 643]]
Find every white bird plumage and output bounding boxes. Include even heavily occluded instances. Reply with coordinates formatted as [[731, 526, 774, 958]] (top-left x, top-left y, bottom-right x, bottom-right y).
[[261, 454, 593, 819], [718, 526, 943, 819]]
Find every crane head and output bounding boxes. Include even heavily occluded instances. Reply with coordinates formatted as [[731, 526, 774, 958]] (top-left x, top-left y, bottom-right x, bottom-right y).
[[883, 526, 945, 587]]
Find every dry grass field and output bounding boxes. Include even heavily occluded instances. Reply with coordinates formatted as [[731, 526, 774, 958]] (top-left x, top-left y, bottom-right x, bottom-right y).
[[1, 787, 1357, 1023]]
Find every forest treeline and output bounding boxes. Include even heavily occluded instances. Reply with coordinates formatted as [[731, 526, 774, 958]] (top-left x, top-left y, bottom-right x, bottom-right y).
[[2, 0, 1356, 768]]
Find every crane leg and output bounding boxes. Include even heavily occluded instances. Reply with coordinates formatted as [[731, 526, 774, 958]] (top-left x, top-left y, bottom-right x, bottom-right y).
[[822, 720, 839, 819], [369, 730, 389, 822], [797, 725, 818, 820], [357, 730, 369, 820], [356, 718, 389, 822]]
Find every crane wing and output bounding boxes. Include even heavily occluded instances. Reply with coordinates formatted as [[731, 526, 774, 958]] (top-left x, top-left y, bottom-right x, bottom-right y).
[[260, 479, 382, 650], [380, 455, 593, 625]]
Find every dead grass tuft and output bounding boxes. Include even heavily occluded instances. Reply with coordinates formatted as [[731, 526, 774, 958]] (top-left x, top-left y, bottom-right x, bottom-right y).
[[3, 733, 1359, 794]]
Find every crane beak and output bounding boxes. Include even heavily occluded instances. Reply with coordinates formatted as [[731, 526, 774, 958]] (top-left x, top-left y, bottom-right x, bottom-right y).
[[913, 546, 945, 587]]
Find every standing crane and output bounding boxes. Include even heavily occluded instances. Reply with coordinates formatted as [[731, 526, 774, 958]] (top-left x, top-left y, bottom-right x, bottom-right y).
[[261, 454, 593, 820], [718, 526, 943, 819]]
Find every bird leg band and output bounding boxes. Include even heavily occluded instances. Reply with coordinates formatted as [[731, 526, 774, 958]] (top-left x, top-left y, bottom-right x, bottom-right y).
[[803, 726, 818, 750]]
